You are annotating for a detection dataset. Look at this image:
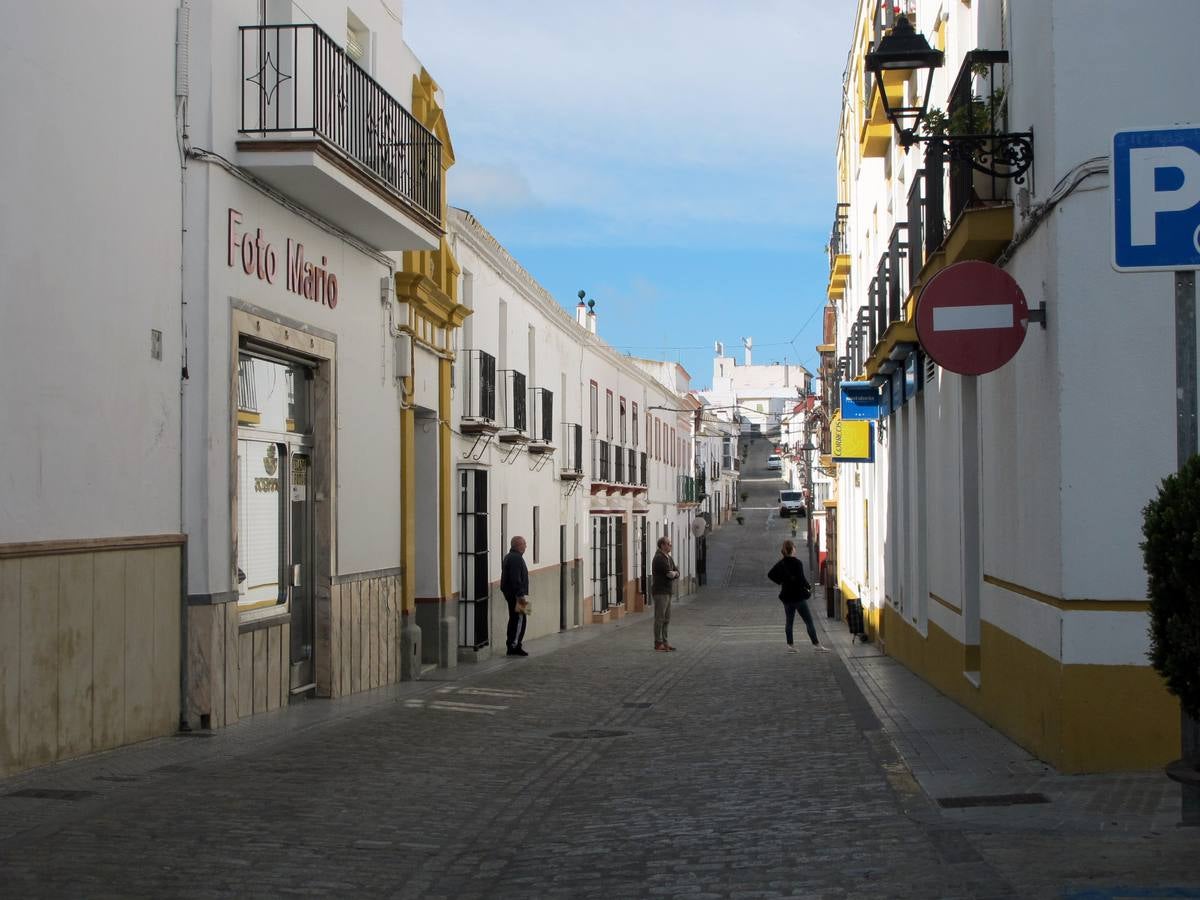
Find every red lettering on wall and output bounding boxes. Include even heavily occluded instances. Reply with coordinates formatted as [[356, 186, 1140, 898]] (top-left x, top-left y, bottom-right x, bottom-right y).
[[229, 210, 339, 310]]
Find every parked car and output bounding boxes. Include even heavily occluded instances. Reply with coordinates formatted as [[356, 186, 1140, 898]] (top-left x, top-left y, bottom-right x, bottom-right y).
[[766, 454, 782, 471], [779, 490, 806, 517]]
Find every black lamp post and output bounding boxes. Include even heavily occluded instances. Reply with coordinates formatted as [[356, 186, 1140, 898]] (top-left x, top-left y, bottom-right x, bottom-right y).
[[864, 15, 1033, 182]]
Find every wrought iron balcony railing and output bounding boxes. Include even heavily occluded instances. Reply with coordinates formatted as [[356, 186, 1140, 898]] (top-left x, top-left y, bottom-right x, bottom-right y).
[[828, 203, 850, 273], [561, 424, 584, 474], [529, 388, 554, 443], [628, 449, 637, 487], [462, 350, 496, 423], [238, 24, 442, 227], [592, 439, 611, 482], [613, 444, 626, 484], [677, 475, 697, 504], [500, 370, 527, 433], [639, 451, 648, 487]]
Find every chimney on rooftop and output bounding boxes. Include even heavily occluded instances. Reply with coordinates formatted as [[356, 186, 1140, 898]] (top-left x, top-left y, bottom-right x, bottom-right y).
[[586, 299, 597, 334]]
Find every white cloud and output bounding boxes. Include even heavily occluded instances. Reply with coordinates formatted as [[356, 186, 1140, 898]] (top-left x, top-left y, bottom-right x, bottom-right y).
[[404, 1, 856, 244], [449, 161, 539, 210]]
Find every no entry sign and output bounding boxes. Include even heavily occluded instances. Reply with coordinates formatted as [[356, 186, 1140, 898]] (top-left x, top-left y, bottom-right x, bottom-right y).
[[915, 261, 1030, 375]]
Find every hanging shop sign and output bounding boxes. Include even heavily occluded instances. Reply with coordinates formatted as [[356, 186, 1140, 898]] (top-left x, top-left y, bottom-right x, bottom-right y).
[[915, 260, 1029, 375], [839, 382, 881, 421], [830, 412, 874, 464], [227, 208, 339, 309]]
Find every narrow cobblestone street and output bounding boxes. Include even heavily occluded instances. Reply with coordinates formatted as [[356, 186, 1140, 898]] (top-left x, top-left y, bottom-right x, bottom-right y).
[[0, 438, 1196, 898]]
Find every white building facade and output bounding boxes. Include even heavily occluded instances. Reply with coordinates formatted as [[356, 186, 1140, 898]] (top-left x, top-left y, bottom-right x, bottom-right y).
[[449, 210, 699, 656], [1, 0, 463, 774], [829, 0, 1193, 771]]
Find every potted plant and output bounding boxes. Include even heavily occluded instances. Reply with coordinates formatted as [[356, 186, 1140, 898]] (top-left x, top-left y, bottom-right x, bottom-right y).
[[1141, 455, 1200, 822]]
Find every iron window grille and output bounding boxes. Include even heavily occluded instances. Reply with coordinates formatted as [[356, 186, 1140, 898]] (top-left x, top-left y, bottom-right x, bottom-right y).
[[529, 388, 554, 443]]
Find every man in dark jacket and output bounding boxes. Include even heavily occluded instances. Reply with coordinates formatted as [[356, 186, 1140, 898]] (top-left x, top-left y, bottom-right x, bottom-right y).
[[500, 535, 530, 657], [767, 539, 828, 653], [651, 536, 679, 652]]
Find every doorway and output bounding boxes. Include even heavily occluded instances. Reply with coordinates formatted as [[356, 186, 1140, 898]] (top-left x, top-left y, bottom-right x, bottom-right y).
[[235, 351, 316, 695]]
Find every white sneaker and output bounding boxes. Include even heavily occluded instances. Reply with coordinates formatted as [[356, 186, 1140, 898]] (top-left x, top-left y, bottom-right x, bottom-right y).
[[813, 645, 831, 653], [787, 645, 798, 653]]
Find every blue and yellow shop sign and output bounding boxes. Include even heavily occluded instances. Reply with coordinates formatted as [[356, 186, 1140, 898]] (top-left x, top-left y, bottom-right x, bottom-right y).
[[830, 412, 874, 463]]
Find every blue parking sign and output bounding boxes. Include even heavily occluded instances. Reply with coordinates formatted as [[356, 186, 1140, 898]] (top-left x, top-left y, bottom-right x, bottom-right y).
[[1113, 126, 1200, 271]]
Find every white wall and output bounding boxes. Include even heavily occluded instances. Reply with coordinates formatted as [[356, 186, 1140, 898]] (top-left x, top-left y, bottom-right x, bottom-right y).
[[0, 1, 182, 542]]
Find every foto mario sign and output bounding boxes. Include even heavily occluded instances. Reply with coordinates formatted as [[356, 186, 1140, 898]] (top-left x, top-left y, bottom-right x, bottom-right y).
[[227, 208, 339, 308]]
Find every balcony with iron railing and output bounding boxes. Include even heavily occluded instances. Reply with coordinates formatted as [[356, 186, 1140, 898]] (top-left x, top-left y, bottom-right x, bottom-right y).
[[826, 203, 851, 301], [498, 370, 528, 442], [592, 439, 611, 484], [461, 350, 497, 432], [676, 475, 699, 506], [527, 388, 554, 453], [236, 23, 442, 250], [613, 444, 626, 484], [560, 424, 584, 480], [639, 452, 648, 487]]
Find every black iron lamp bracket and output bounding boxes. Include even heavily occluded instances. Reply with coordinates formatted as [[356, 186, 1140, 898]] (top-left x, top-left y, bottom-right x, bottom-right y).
[[904, 130, 1035, 183]]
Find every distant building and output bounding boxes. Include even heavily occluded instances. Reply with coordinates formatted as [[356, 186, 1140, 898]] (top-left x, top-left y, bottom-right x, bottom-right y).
[[701, 341, 811, 434]]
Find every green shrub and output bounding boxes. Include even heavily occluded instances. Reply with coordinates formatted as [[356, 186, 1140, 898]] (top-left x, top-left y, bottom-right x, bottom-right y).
[[1141, 455, 1200, 719]]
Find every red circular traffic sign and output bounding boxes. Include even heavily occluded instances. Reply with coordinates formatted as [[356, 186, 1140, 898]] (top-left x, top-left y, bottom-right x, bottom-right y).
[[915, 261, 1030, 376]]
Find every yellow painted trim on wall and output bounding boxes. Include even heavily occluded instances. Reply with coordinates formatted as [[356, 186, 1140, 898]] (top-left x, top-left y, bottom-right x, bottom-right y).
[[839, 579, 859, 600], [438, 358, 453, 598], [984, 574, 1150, 612], [880, 606, 1178, 772], [400, 407, 416, 616], [237, 410, 261, 425], [930, 591, 961, 614]]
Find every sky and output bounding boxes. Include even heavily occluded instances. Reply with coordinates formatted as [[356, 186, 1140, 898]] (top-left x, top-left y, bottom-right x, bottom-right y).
[[403, 1, 857, 390]]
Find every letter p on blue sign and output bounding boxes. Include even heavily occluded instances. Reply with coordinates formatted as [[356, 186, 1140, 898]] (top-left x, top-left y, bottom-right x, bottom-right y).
[[1113, 126, 1200, 271]]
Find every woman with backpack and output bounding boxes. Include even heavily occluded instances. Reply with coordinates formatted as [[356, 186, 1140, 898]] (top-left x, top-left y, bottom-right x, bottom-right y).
[[767, 540, 829, 653]]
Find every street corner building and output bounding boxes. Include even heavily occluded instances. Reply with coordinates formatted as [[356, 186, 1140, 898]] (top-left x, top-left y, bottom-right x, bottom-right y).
[[819, 0, 1198, 772], [0, 0, 718, 777], [0, 0, 467, 774]]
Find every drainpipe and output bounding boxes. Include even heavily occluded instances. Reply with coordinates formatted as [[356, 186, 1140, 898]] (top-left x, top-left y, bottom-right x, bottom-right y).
[[175, 0, 192, 732]]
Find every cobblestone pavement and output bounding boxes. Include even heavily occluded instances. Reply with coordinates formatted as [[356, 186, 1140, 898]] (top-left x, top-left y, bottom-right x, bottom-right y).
[[1, 438, 1197, 898]]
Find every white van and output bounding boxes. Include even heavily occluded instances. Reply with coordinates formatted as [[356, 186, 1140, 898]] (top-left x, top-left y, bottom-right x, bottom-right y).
[[779, 490, 805, 517]]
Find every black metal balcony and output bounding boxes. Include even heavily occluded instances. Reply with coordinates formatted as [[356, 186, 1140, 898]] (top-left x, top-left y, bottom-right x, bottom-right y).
[[593, 439, 611, 482], [628, 449, 637, 488], [639, 451, 648, 487], [613, 445, 626, 484], [238, 24, 441, 228], [677, 475, 697, 504], [529, 388, 554, 444], [828, 203, 850, 273], [561, 424, 584, 477], [500, 370, 527, 434], [461, 350, 496, 426]]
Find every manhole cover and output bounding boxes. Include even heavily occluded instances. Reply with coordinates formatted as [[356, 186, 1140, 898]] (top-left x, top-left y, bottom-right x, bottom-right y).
[[937, 792, 1049, 809], [6, 788, 96, 801], [550, 729, 633, 740]]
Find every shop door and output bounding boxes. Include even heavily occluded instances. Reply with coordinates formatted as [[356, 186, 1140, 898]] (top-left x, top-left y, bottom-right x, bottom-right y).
[[235, 351, 316, 697]]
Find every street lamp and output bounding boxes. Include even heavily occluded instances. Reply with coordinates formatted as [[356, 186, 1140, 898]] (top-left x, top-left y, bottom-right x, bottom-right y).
[[864, 16, 1033, 182]]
